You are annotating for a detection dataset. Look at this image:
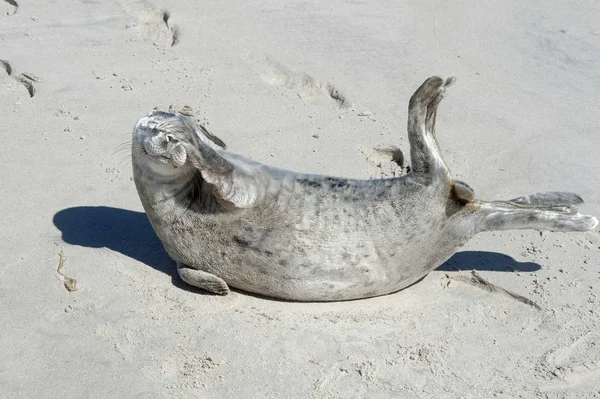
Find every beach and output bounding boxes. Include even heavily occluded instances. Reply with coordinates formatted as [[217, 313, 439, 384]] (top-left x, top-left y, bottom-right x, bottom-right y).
[[1, 0, 599, 397]]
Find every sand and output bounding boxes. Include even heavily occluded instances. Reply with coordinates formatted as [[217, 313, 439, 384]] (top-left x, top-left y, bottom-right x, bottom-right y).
[[1, 0, 599, 397]]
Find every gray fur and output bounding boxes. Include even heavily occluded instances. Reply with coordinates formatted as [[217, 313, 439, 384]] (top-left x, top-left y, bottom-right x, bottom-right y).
[[131, 76, 598, 301]]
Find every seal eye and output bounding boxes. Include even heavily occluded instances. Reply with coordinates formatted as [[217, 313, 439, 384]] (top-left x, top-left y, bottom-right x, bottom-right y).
[[165, 134, 178, 144]]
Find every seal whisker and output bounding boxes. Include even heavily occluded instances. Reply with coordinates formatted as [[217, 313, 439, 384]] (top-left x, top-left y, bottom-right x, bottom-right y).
[[113, 147, 131, 156], [116, 155, 133, 168], [114, 141, 132, 150]]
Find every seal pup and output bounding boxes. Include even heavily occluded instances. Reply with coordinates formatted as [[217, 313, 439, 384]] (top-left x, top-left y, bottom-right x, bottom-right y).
[[131, 76, 598, 301]]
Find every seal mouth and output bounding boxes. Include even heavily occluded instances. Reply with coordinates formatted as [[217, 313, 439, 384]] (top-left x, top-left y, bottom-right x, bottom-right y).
[[142, 146, 172, 165]]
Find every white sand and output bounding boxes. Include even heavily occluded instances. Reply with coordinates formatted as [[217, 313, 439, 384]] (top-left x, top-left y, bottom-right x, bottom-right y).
[[1, 0, 599, 397]]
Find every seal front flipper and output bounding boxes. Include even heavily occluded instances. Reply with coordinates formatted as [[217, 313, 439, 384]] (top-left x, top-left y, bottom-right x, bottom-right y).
[[182, 141, 259, 208], [177, 262, 230, 295], [198, 124, 227, 149]]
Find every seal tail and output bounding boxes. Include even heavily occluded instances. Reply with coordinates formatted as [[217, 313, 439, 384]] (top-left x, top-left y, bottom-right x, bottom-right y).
[[473, 191, 598, 233]]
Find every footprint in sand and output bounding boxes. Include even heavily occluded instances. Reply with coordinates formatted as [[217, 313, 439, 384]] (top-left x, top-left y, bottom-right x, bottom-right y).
[[1, 0, 18, 16], [358, 145, 409, 179], [260, 58, 351, 108], [119, 0, 180, 47], [1, 59, 40, 97], [536, 331, 600, 391]]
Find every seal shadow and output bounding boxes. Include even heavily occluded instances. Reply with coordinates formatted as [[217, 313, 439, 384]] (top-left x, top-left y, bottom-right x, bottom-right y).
[[52, 205, 201, 294], [438, 251, 540, 273], [52, 206, 541, 297]]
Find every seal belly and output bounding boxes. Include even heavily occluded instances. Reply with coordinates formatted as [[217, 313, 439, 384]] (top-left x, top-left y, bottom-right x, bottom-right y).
[[197, 179, 456, 301]]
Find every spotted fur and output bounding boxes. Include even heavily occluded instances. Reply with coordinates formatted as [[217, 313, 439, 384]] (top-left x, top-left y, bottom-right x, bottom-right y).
[[131, 76, 598, 301]]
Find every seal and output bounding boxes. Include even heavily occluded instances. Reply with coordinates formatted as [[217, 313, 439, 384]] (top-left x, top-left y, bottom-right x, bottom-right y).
[[131, 76, 598, 301]]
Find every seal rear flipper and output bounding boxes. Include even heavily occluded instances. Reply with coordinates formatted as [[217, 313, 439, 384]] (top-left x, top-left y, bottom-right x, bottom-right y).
[[473, 199, 598, 233], [183, 142, 259, 208], [508, 191, 584, 209], [177, 263, 230, 295], [407, 76, 455, 178]]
